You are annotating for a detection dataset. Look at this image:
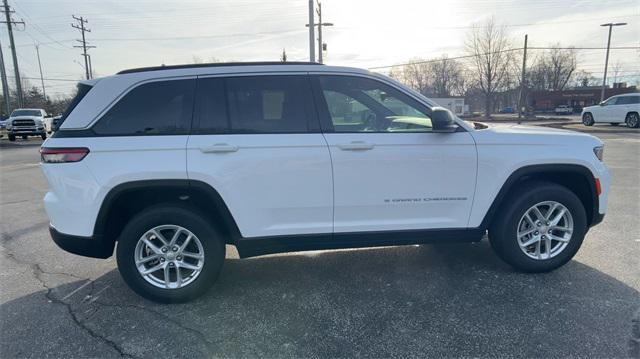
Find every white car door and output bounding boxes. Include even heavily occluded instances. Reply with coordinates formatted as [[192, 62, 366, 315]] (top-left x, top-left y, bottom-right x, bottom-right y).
[[312, 74, 477, 233], [187, 74, 333, 238]]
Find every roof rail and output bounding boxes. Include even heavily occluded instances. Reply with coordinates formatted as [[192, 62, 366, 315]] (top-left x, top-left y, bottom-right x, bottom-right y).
[[117, 61, 323, 75]]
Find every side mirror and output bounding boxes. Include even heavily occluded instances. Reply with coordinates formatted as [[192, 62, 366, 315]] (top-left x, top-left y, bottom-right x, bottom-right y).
[[599, 101, 606, 106], [431, 107, 458, 133]]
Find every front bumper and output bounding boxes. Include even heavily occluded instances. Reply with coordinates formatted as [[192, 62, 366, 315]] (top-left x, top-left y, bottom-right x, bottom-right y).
[[8, 127, 45, 135], [49, 226, 114, 259]]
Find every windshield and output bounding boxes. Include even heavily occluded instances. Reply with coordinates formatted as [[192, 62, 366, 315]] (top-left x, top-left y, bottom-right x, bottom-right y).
[[11, 110, 42, 117]]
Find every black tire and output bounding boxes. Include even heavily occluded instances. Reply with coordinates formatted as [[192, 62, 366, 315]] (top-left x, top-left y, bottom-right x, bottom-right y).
[[8, 134, 15, 141], [21, 135, 28, 140], [488, 181, 587, 273], [116, 205, 225, 303], [626, 112, 640, 128], [41, 133, 47, 140], [582, 113, 594, 126], [609, 123, 619, 126]]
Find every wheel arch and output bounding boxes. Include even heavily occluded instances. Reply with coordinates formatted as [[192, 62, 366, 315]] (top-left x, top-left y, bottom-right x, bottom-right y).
[[94, 179, 241, 250], [480, 164, 599, 230]]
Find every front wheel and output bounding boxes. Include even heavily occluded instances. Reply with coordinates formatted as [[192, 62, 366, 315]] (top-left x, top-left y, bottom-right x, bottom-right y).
[[489, 181, 587, 272], [582, 113, 594, 126], [626, 113, 640, 128], [8, 134, 15, 141], [116, 205, 225, 303], [41, 133, 47, 140]]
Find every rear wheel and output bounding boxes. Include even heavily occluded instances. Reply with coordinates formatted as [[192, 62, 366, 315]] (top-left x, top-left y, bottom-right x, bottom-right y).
[[582, 113, 594, 126], [116, 205, 225, 303], [626, 113, 639, 128], [489, 181, 587, 272]]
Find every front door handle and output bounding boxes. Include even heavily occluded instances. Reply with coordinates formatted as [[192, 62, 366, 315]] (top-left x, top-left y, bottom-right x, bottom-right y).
[[337, 141, 375, 151], [200, 143, 239, 153]]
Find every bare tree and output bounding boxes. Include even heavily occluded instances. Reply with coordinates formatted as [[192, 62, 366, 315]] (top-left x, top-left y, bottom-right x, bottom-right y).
[[465, 17, 515, 117], [545, 45, 577, 90], [611, 60, 623, 84], [428, 55, 466, 97], [573, 70, 595, 87], [527, 45, 577, 91], [389, 59, 432, 96]]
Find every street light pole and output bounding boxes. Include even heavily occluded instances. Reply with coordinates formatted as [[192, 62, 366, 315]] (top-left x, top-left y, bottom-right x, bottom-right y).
[[599, 22, 627, 102]]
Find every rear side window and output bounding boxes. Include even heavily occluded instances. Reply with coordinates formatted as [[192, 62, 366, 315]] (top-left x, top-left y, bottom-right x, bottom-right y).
[[56, 83, 92, 128], [224, 76, 314, 133], [93, 79, 195, 136], [617, 96, 640, 105]]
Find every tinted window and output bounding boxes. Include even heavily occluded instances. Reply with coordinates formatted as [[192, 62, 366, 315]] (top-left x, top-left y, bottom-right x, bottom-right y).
[[318, 75, 433, 133], [224, 76, 314, 133], [93, 79, 195, 135], [195, 77, 228, 134], [603, 97, 618, 105], [11, 109, 42, 117], [617, 96, 640, 105]]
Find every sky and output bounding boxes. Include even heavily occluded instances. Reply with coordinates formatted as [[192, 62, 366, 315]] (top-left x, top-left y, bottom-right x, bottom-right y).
[[2, 0, 639, 97]]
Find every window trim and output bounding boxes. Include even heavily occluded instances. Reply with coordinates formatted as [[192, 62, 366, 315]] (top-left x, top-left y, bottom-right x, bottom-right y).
[[192, 73, 322, 135], [310, 73, 463, 134]]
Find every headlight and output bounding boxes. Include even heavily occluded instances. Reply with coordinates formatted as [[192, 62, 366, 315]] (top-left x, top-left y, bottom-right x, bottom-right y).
[[593, 146, 604, 161]]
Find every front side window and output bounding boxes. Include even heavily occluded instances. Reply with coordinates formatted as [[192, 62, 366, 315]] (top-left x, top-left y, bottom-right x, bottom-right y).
[[93, 79, 195, 135], [603, 97, 618, 106], [224, 76, 314, 133], [318, 76, 432, 133]]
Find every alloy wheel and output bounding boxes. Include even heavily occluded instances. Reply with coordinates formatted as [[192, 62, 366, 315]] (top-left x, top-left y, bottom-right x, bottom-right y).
[[516, 201, 574, 260], [134, 225, 205, 289]]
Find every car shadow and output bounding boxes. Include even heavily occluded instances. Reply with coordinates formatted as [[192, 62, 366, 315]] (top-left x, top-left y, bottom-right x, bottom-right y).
[[1, 241, 638, 358]]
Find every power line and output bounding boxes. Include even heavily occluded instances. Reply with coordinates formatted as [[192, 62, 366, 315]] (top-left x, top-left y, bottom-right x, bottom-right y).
[[8, 75, 79, 82], [368, 46, 640, 70]]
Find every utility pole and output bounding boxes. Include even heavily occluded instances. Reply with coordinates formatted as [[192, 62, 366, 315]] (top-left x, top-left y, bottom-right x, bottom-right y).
[[599, 22, 627, 102], [308, 0, 315, 62], [87, 54, 93, 78], [2, 0, 24, 108], [305, 0, 333, 63], [35, 45, 46, 101], [518, 34, 528, 121], [0, 38, 10, 114], [72, 15, 95, 80]]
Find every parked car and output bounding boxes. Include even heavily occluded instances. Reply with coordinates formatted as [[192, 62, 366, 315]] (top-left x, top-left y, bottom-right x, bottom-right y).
[[499, 106, 515, 114], [581, 93, 640, 128], [554, 105, 573, 115], [5, 108, 49, 141], [582, 93, 640, 128], [41, 62, 610, 302]]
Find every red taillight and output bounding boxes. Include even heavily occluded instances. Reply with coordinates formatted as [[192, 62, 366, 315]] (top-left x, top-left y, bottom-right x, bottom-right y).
[[595, 178, 602, 196], [40, 147, 90, 163]]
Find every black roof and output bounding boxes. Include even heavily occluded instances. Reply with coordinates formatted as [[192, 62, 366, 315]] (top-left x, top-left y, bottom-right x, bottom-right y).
[[117, 61, 322, 75]]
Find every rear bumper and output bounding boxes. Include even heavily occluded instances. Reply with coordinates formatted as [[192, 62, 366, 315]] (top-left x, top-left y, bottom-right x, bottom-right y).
[[49, 226, 114, 259]]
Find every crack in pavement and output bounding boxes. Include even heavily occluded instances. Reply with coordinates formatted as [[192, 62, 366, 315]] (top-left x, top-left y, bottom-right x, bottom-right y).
[[1, 247, 135, 358], [92, 300, 217, 355]]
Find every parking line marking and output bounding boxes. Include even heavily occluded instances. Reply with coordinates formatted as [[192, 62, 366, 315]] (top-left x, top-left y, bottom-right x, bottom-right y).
[[61, 280, 93, 301]]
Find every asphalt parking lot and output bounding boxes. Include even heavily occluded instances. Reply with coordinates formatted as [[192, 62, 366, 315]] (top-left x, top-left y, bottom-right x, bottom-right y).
[[1, 124, 639, 358]]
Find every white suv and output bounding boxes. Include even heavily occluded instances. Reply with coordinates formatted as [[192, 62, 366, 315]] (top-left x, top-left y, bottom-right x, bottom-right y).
[[581, 93, 640, 128], [41, 62, 610, 302]]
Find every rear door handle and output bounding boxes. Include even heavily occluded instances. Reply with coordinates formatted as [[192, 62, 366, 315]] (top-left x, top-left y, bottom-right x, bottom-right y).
[[200, 143, 239, 153], [337, 141, 375, 151]]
